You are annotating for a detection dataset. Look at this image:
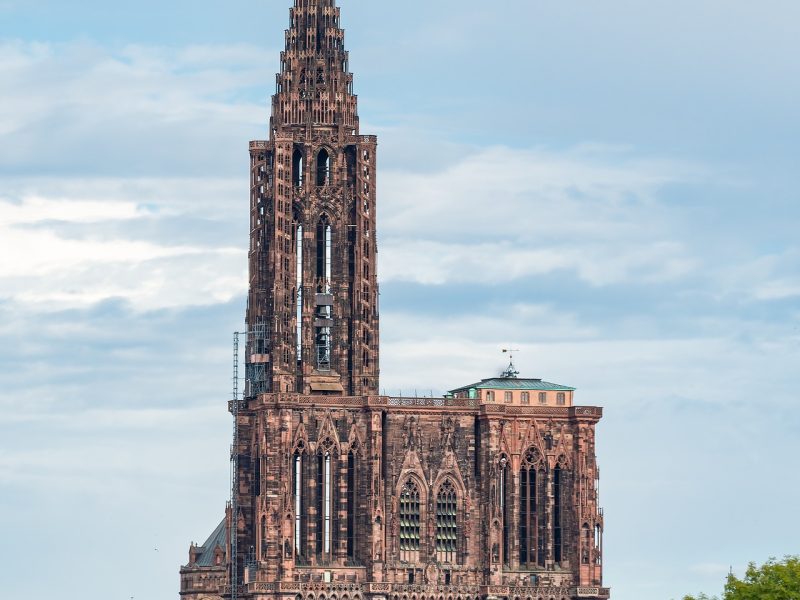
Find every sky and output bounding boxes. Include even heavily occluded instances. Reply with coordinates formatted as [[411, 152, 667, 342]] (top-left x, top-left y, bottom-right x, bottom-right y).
[[0, 1, 798, 599]]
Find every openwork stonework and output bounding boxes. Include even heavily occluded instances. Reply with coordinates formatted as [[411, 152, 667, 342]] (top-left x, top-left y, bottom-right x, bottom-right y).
[[178, 2, 609, 600]]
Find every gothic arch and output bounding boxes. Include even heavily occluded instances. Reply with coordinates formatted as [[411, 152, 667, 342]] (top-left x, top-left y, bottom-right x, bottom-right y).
[[315, 411, 341, 456], [292, 421, 309, 455], [347, 420, 366, 457]]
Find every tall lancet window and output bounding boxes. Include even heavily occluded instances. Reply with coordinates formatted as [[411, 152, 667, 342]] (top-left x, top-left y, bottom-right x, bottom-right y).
[[519, 447, 546, 568], [315, 446, 335, 561], [346, 450, 357, 559], [553, 459, 569, 565], [435, 479, 458, 564], [314, 219, 332, 370], [295, 223, 304, 360], [500, 456, 510, 564], [293, 450, 306, 559], [316, 148, 330, 186], [399, 479, 421, 562]]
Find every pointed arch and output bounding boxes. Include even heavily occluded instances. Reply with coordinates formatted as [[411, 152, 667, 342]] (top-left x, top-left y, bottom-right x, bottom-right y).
[[292, 145, 304, 187], [316, 147, 331, 186]]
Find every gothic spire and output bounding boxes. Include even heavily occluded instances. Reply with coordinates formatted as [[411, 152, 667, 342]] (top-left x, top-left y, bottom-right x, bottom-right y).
[[273, 0, 357, 130]]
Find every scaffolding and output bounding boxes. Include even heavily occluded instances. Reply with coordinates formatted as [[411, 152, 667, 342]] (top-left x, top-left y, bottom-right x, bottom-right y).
[[245, 320, 270, 396], [230, 331, 241, 600]]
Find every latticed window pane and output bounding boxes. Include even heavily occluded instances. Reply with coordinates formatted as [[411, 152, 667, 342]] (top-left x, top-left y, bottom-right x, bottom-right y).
[[436, 479, 458, 563], [399, 479, 420, 561]]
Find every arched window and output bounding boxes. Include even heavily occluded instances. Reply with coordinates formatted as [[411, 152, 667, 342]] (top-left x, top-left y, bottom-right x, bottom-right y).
[[399, 479, 421, 562], [436, 479, 458, 563], [316, 148, 330, 186], [519, 447, 546, 568], [292, 146, 304, 187]]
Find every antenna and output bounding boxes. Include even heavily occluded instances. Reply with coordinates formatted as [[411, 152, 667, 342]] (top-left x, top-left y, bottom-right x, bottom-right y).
[[501, 348, 520, 378]]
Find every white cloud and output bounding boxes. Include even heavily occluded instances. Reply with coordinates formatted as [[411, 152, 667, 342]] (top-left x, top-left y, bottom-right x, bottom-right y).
[[379, 146, 700, 287], [0, 180, 246, 311], [0, 40, 272, 174]]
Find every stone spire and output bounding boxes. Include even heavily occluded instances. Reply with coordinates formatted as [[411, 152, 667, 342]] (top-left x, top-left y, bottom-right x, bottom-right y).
[[272, 0, 358, 131]]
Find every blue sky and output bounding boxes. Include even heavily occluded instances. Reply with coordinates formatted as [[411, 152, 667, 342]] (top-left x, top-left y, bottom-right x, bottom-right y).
[[0, 1, 798, 599]]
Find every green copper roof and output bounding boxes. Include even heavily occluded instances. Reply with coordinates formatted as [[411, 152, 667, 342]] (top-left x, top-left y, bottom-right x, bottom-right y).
[[194, 518, 226, 567], [449, 377, 575, 393]]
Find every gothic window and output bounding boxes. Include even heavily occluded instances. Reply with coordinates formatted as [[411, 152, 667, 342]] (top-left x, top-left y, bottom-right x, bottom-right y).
[[293, 451, 306, 558], [292, 146, 304, 187], [553, 455, 570, 564], [316, 148, 331, 186], [316, 449, 335, 560], [521, 392, 530, 404], [399, 479, 421, 562], [519, 448, 546, 568], [295, 223, 304, 362], [557, 392, 566, 405], [539, 392, 547, 405], [435, 479, 458, 563], [499, 456, 510, 564], [504, 391, 513, 403], [346, 451, 357, 559], [315, 219, 333, 369], [595, 524, 602, 565]]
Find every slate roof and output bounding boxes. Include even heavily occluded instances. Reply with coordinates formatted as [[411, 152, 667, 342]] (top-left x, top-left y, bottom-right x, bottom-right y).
[[193, 518, 227, 567], [449, 377, 575, 394]]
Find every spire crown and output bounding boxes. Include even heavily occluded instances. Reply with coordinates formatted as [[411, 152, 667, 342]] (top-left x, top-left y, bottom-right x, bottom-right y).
[[273, 0, 356, 130]]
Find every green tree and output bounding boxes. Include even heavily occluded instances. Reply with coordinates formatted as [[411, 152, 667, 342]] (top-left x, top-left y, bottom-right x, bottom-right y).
[[679, 556, 800, 600]]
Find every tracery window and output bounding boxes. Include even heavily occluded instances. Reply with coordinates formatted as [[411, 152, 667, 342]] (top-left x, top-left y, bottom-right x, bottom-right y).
[[435, 479, 458, 563], [519, 447, 546, 568], [399, 479, 421, 562]]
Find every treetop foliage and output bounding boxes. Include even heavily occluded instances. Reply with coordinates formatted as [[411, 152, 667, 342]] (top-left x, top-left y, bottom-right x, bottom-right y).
[[679, 556, 800, 600]]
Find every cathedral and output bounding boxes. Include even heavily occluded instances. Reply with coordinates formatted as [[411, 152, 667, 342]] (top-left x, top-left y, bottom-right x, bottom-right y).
[[179, 2, 609, 600]]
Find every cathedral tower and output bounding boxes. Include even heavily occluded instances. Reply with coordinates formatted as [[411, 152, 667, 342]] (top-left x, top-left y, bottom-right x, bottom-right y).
[[180, 2, 610, 600], [247, 0, 379, 397]]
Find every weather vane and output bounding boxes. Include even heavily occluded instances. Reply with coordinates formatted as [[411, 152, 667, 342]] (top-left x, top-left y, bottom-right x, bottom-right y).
[[501, 348, 520, 378]]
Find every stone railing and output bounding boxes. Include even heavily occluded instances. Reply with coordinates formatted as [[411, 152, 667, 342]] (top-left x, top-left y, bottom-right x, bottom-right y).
[[248, 581, 365, 594], [248, 393, 602, 419], [387, 396, 478, 408]]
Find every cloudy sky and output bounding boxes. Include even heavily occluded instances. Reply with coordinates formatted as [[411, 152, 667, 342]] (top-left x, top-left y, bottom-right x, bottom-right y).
[[1, 1, 798, 599]]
